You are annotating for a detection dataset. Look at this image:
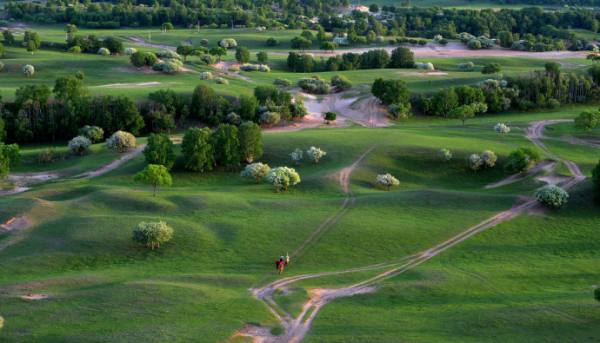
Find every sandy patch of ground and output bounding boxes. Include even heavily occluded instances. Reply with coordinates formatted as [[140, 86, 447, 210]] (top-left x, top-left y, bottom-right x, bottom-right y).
[[20, 294, 50, 301], [301, 91, 390, 128], [212, 61, 253, 82], [128, 36, 175, 51], [74, 145, 145, 179], [0, 217, 30, 233]]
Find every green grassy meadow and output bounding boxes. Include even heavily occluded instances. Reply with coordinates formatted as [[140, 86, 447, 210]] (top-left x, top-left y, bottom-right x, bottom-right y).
[[0, 105, 599, 341]]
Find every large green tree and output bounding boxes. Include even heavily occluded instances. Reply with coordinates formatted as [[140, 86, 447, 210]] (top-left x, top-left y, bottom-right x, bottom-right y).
[[143, 133, 175, 169], [181, 127, 214, 172], [238, 121, 263, 163], [134, 164, 172, 196], [211, 124, 241, 168]]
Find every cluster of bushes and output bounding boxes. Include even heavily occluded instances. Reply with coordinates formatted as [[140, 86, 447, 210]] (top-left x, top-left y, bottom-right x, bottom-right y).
[[289, 146, 327, 165], [459, 32, 495, 49], [240, 63, 270, 72], [298, 77, 331, 94], [0, 74, 303, 144], [130, 49, 183, 74], [287, 47, 414, 73], [413, 67, 599, 121], [371, 78, 412, 120]]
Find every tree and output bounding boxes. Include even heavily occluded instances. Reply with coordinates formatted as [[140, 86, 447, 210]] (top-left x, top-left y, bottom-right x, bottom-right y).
[[209, 47, 227, 62], [371, 78, 410, 106], [376, 173, 400, 191], [240, 162, 271, 182], [389, 47, 415, 68], [588, 64, 600, 84], [144, 133, 175, 169], [235, 46, 250, 63], [3, 30, 15, 46], [535, 185, 569, 208], [68, 135, 91, 155], [0, 143, 20, 179], [102, 37, 123, 54], [238, 94, 258, 121], [574, 109, 600, 131], [438, 148, 452, 162], [131, 51, 157, 67], [505, 147, 542, 173], [132, 221, 173, 249], [53, 75, 86, 101], [306, 146, 326, 163], [238, 121, 263, 163], [182, 127, 214, 172], [290, 148, 303, 164], [22, 64, 34, 77], [592, 160, 600, 196], [266, 167, 301, 192], [0, 42, 4, 58], [291, 36, 312, 50], [482, 63, 502, 74], [266, 37, 278, 47], [23, 31, 40, 54], [211, 124, 241, 168], [545, 62, 561, 77], [320, 41, 337, 52], [331, 75, 352, 91], [161, 22, 174, 32], [134, 164, 172, 196], [256, 51, 268, 64], [448, 102, 487, 125], [79, 125, 104, 143], [106, 131, 136, 152], [219, 38, 238, 49], [497, 31, 513, 48], [176, 45, 194, 61], [481, 150, 497, 168], [324, 111, 337, 124], [468, 153, 483, 171], [190, 84, 224, 124]]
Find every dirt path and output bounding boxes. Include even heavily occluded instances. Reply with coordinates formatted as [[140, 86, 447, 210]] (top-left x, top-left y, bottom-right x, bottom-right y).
[[74, 145, 145, 179], [128, 36, 175, 51], [238, 119, 588, 343], [485, 160, 557, 189]]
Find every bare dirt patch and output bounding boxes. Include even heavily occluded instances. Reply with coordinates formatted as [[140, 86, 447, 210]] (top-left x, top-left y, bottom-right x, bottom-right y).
[[20, 293, 50, 301], [0, 217, 30, 233], [94, 82, 164, 88], [301, 91, 390, 128]]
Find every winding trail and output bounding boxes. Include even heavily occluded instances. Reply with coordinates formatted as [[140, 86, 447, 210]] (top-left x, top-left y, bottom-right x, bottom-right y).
[[238, 119, 589, 343], [1, 145, 145, 197]]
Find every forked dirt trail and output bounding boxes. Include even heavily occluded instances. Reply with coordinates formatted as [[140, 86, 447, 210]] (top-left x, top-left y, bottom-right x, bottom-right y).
[[239, 120, 588, 343]]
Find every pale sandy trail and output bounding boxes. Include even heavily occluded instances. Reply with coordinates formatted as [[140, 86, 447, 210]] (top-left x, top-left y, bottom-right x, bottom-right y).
[[240, 120, 588, 343], [485, 160, 557, 189], [1, 146, 145, 197]]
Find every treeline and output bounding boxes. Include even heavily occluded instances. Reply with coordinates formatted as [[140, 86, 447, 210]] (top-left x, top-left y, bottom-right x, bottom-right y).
[[0, 75, 305, 144], [287, 47, 414, 72], [413, 65, 599, 117]]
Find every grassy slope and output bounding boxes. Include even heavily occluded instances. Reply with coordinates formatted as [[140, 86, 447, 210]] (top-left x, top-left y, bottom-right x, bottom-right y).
[[1, 106, 598, 341]]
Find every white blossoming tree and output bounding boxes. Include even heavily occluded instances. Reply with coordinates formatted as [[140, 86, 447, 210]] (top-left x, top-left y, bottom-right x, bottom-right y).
[[468, 153, 483, 171], [68, 135, 92, 155], [376, 173, 400, 191], [481, 150, 497, 168], [494, 123, 511, 134], [306, 146, 326, 163], [241, 162, 271, 182], [438, 148, 452, 162], [107, 131, 136, 153], [290, 148, 303, 164], [266, 166, 301, 192], [535, 185, 569, 208]]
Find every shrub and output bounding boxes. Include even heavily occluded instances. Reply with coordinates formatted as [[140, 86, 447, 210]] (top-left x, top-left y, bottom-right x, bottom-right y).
[[153, 59, 183, 74], [98, 47, 110, 56], [274, 78, 292, 87], [482, 63, 501, 74], [438, 148, 452, 162], [241, 162, 271, 182], [324, 111, 337, 124], [376, 173, 400, 191], [68, 45, 81, 54], [134, 164, 172, 196], [494, 123, 511, 134], [574, 110, 600, 131], [106, 131, 136, 152], [37, 148, 59, 164], [240, 63, 270, 72], [266, 166, 301, 192], [200, 71, 213, 80], [79, 125, 104, 143], [298, 77, 331, 94], [505, 147, 542, 173], [290, 148, 303, 164], [0, 61, 4, 72], [415, 62, 435, 70], [481, 150, 497, 168], [226, 112, 241, 125], [331, 75, 352, 91], [458, 62, 475, 71], [535, 185, 569, 208], [468, 153, 483, 171], [132, 221, 173, 249], [388, 103, 412, 120], [215, 77, 229, 85], [68, 135, 91, 155], [306, 146, 326, 163], [259, 111, 280, 126], [124, 47, 137, 55], [266, 37, 279, 46], [156, 50, 181, 60], [22, 64, 34, 77], [219, 38, 238, 49]]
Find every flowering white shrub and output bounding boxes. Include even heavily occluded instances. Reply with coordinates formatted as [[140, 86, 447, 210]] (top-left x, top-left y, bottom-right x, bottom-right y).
[[22, 64, 35, 77], [266, 166, 301, 191], [215, 77, 229, 85], [156, 49, 181, 60], [200, 71, 214, 80], [124, 47, 137, 55], [415, 62, 435, 70], [106, 131, 136, 152], [535, 185, 569, 208], [68, 135, 91, 155], [98, 47, 110, 56], [494, 123, 511, 134], [306, 146, 326, 163], [481, 150, 497, 168], [240, 162, 271, 182], [290, 148, 303, 164], [376, 173, 400, 190], [240, 63, 271, 72], [438, 148, 452, 162], [219, 38, 238, 48], [260, 111, 280, 125], [468, 153, 483, 171]]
